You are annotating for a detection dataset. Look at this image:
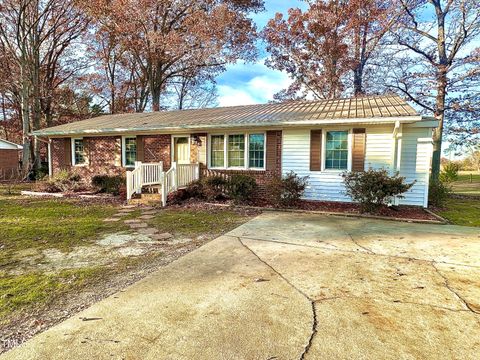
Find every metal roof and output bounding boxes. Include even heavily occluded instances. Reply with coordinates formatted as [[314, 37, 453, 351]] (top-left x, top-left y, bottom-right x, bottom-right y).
[[33, 95, 421, 136]]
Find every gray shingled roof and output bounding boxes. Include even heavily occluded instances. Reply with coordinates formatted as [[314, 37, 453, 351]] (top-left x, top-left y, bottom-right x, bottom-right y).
[[33, 95, 421, 136]]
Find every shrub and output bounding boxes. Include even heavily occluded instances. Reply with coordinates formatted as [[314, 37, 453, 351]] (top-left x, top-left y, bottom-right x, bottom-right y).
[[202, 175, 228, 201], [439, 161, 459, 183], [428, 179, 451, 207], [342, 169, 415, 213], [169, 179, 205, 204], [39, 170, 86, 193], [227, 174, 257, 204], [92, 174, 125, 195], [267, 171, 309, 208]]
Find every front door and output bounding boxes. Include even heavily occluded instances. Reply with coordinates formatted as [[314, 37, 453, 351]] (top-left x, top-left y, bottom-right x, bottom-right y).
[[173, 136, 190, 164]]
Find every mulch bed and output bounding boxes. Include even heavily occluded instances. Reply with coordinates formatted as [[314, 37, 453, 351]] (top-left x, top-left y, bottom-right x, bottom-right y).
[[190, 198, 440, 222], [296, 200, 439, 221]]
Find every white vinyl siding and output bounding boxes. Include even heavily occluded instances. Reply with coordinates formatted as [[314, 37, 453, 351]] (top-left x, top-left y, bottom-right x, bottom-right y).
[[397, 126, 432, 207], [282, 125, 432, 207]]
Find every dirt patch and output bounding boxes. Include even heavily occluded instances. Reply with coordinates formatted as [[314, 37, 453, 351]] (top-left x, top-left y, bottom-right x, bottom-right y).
[[0, 204, 258, 354]]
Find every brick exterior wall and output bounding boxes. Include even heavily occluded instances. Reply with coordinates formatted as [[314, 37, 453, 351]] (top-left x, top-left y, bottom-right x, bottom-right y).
[[49, 131, 283, 197], [51, 137, 125, 182], [0, 149, 20, 179], [51, 138, 69, 173], [143, 135, 171, 171], [199, 130, 283, 198]]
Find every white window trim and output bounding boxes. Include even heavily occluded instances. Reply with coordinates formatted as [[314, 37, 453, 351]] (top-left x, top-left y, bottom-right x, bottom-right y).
[[321, 129, 352, 172], [171, 135, 191, 165], [71, 138, 87, 166], [122, 135, 137, 168], [207, 132, 266, 171]]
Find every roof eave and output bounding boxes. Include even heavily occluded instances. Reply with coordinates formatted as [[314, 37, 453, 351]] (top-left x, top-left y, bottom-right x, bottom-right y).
[[32, 116, 423, 137]]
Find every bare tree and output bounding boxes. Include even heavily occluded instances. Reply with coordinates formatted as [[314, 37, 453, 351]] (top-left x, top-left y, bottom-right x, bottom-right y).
[[85, 0, 262, 111], [389, 0, 480, 179], [0, 0, 89, 173]]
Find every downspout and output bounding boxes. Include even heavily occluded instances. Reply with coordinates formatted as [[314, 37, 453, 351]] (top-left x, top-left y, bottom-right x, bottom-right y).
[[391, 121, 402, 205]]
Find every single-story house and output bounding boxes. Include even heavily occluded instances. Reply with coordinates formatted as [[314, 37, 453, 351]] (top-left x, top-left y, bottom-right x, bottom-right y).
[[32, 95, 437, 207], [0, 138, 22, 180]]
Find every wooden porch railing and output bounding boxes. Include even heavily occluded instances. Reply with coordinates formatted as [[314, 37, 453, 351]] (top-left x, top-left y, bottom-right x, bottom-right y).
[[126, 161, 200, 206]]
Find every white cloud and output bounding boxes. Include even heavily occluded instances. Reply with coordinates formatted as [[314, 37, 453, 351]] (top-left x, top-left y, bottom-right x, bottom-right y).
[[217, 61, 291, 107], [217, 86, 258, 107]]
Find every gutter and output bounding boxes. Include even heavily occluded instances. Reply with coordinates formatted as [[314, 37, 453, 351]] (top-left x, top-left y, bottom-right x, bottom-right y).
[[31, 116, 424, 137]]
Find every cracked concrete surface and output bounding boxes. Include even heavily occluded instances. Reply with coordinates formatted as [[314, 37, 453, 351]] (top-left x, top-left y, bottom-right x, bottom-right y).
[[2, 211, 480, 359]]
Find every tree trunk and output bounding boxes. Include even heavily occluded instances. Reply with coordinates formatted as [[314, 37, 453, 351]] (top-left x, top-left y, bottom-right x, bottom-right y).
[[431, 68, 447, 180], [152, 89, 160, 111], [32, 37, 42, 172], [353, 66, 364, 96], [20, 75, 31, 175]]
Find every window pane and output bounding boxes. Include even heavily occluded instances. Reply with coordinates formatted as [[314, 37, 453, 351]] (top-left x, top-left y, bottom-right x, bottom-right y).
[[325, 131, 348, 170], [210, 135, 224, 167], [228, 134, 245, 167], [249, 134, 265, 168], [124, 137, 137, 166], [74, 139, 85, 165]]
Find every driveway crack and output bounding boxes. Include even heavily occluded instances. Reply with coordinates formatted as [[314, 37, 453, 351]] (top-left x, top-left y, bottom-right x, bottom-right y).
[[236, 235, 480, 270], [237, 237, 317, 360], [431, 262, 479, 315], [346, 232, 375, 255]]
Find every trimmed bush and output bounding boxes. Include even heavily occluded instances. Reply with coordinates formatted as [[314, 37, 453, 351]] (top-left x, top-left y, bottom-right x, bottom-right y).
[[227, 174, 257, 204], [202, 175, 228, 201], [92, 175, 125, 195], [439, 161, 459, 183], [428, 179, 451, 207], [342, 169, 415, 213], [169, 179, 205, 204], [39, 170, 86, 193], [267, 171, 309, 208]]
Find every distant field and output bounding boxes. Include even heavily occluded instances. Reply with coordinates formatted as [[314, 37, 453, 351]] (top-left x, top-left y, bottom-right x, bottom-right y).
[[451, 171, 480, 196]]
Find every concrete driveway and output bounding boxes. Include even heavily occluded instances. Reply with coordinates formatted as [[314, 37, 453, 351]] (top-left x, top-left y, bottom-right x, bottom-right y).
[[3, 212, 480, 360]]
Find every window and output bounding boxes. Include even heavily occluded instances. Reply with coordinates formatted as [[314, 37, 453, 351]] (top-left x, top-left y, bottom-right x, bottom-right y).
[[209, 133, 265, 170], [228, 134, 245, 167], [72, 138, 86, 165], [123, 137, 137, 167], [249, 134, 265, 168], [210, 135, 225, 168], [325, 131, 348, 170]]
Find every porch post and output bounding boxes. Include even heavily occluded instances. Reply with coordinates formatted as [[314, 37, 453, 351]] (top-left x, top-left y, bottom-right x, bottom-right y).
[[47, 139, 52, 177]]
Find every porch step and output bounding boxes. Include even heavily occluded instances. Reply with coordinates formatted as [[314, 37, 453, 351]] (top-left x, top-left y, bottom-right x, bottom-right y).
[[129, 193, 163, 206]]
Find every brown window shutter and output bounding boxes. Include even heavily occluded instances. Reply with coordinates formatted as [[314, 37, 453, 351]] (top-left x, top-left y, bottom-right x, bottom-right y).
[[64, 138, 71, 166], [352, 128, 366, 172], [310, 130, 322, 171], [136, 135, 144, 162], [266, 131, 279, 171], [114, 137, 122, 166]]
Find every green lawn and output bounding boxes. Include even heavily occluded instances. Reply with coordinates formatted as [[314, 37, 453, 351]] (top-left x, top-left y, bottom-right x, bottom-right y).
[[148, 208, 253, 237], [437, 197, 480, 227], [0, 184, 255, 337], [0, 184, 131, 329], [450, 171, 480, 196], [0, 268, 102, 325]]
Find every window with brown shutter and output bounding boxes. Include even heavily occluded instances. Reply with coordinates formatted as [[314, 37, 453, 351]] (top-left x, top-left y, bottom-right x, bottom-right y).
[[352, 128, 366, 172], [136, 135, 144, 162], [266, 130, 279, 171], [64, 138, 72, 166], [310, 130, 322, 171]]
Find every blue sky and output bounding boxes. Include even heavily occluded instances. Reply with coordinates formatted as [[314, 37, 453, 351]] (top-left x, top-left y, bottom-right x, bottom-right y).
[[216, 0, 307, 106]]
